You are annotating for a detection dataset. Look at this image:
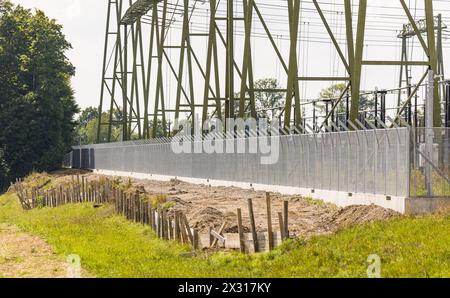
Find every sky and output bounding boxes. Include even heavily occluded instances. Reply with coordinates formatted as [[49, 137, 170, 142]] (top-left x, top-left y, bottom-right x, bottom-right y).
[[13, 0, 106, 109], [11, 0, 450, 119]]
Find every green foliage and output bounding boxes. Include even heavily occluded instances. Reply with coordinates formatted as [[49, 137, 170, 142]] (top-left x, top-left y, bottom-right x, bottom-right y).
[[0, 2, 78, 191], [223, 78, 286, 120], [0, 148, 10, 191], [0, 193, 449, 277], [254, 78, 285, 119], [317, 83, 374, 115], [75, 107, 124, 144]]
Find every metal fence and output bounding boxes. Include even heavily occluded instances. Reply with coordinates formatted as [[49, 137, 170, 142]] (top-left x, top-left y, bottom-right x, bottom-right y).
[[69, 128, 413, 198], [410, 128, 450, 197]]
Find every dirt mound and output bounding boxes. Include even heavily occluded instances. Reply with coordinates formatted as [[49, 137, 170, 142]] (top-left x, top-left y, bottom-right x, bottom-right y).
[[325, 205, 401, 231], [187, 207, 225, 232]]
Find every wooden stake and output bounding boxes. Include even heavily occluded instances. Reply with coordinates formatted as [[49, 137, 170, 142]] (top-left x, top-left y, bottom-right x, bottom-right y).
[[174, 211, 181, 242], [193, 229, 199, 249], [81, 176, 85, 202], [157, 209, 162, 238], [168, 216, 173, 240], [149, 206, 154, 229], [179, 213, 188, 244], [278, 212, 285, 241], [208, 227, 213, 247], [210, 221, 227, 249], [283, 200, 289, 239], [237, 208, 246, 253], [182, 213, 194, 246], [266, 193, 273, 251], [247, 198, 258, 252]]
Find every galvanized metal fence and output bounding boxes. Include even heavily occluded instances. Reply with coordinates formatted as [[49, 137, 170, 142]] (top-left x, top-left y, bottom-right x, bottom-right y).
[[410, 127, 450, 197], [69, 128, 414, 198]]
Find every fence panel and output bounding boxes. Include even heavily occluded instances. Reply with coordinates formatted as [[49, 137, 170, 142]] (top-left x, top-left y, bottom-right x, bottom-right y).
[[70, 128, 413, 198]]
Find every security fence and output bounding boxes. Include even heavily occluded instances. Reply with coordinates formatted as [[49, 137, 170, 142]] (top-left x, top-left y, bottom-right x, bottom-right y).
[[68, 127, 420, 198], [410, 128, 450, 197]]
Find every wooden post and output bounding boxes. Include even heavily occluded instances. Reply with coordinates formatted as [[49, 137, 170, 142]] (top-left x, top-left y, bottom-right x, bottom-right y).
[[81, 176, 85, 202], [157, 209, 162, 238], [237, 208, 246, 253], [210, 221, 227, 249], [134, 194, 139, 223], [174, 211, 181, 242], [152, 209, 157, 231], [162, 210, 167, 240], [266, 193, 273, 251], [208, 227, 213, 247], [179, 214, 188, 244], [120, 191, 124, 215], [149, 206, 154, 229], [147, 204, 151, 226], [76, 175, 81, 202], [278, 212, 285, 242], [182, 214, 194, 246], [141, 201, 145, 225], [247, 198, 258, 252], [113, 189, 117, 212], [193, 229, 199, 249], [283, 200, 289, 239], [168, 216, 173, 240]]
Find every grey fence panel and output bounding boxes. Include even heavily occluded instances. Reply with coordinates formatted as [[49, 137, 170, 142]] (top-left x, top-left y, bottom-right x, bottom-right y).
[[73, 128, 412, 198]]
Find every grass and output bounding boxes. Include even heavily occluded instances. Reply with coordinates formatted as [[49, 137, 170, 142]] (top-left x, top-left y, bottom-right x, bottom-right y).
[[410, 169, 450, 197], [0, 192, 449, 278]]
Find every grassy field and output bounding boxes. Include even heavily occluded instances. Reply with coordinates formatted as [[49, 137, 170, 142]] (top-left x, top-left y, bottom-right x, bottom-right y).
[[0, 192, 449, 278]]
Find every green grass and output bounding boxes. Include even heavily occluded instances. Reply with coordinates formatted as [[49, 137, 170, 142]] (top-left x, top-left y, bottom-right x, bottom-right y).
[[0, 192, 449, 278]]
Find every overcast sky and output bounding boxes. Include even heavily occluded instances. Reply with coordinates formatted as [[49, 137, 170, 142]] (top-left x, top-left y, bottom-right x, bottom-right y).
[[11, 0, 450, 117], [13, 0, 106, 110]]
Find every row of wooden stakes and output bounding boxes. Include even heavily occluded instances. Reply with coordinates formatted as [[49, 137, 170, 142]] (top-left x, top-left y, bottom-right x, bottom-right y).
[[14, 175, 112, 210], [112, 189, 199, 247], [14, 175, 290, 253]]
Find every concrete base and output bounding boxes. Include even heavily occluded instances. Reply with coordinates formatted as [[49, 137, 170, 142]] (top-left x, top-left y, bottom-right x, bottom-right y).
[[94, 169, 408, 213], [405, 197, 450, 215]]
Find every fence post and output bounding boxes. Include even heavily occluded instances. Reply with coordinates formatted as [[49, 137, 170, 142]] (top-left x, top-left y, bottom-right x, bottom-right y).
[[425, 69, 434, 197], [247, 198, 258, 252]]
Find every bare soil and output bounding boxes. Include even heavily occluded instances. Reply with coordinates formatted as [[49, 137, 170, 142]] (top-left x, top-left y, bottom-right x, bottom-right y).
[[132, 177, 401, 237], [26, 171, 401, 239]]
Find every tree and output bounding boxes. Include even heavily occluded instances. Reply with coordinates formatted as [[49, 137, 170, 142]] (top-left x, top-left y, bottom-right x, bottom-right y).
[[0, 2, 78, 191], [0, 148, 10, 191], [78, 106, 98, 127], [221, 78, 286, 121], [254, 78, 285, 119], [317, 84, 374, 120], [75, 107, 125, 144]]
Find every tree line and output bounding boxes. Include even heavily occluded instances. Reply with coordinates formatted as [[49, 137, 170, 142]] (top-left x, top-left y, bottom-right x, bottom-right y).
[[0, 1, 78, 191]]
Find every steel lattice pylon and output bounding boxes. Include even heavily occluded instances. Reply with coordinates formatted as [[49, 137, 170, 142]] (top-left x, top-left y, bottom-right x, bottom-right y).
[[97, 0, 443, 143]]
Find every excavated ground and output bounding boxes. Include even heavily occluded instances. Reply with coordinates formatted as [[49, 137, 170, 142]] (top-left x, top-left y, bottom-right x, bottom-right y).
[[25, 171, 400, 238]]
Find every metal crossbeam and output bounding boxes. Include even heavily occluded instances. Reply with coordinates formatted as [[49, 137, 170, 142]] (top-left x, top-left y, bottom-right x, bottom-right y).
[[120, 0, 161, 25], [96, 0, 446, 144]]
